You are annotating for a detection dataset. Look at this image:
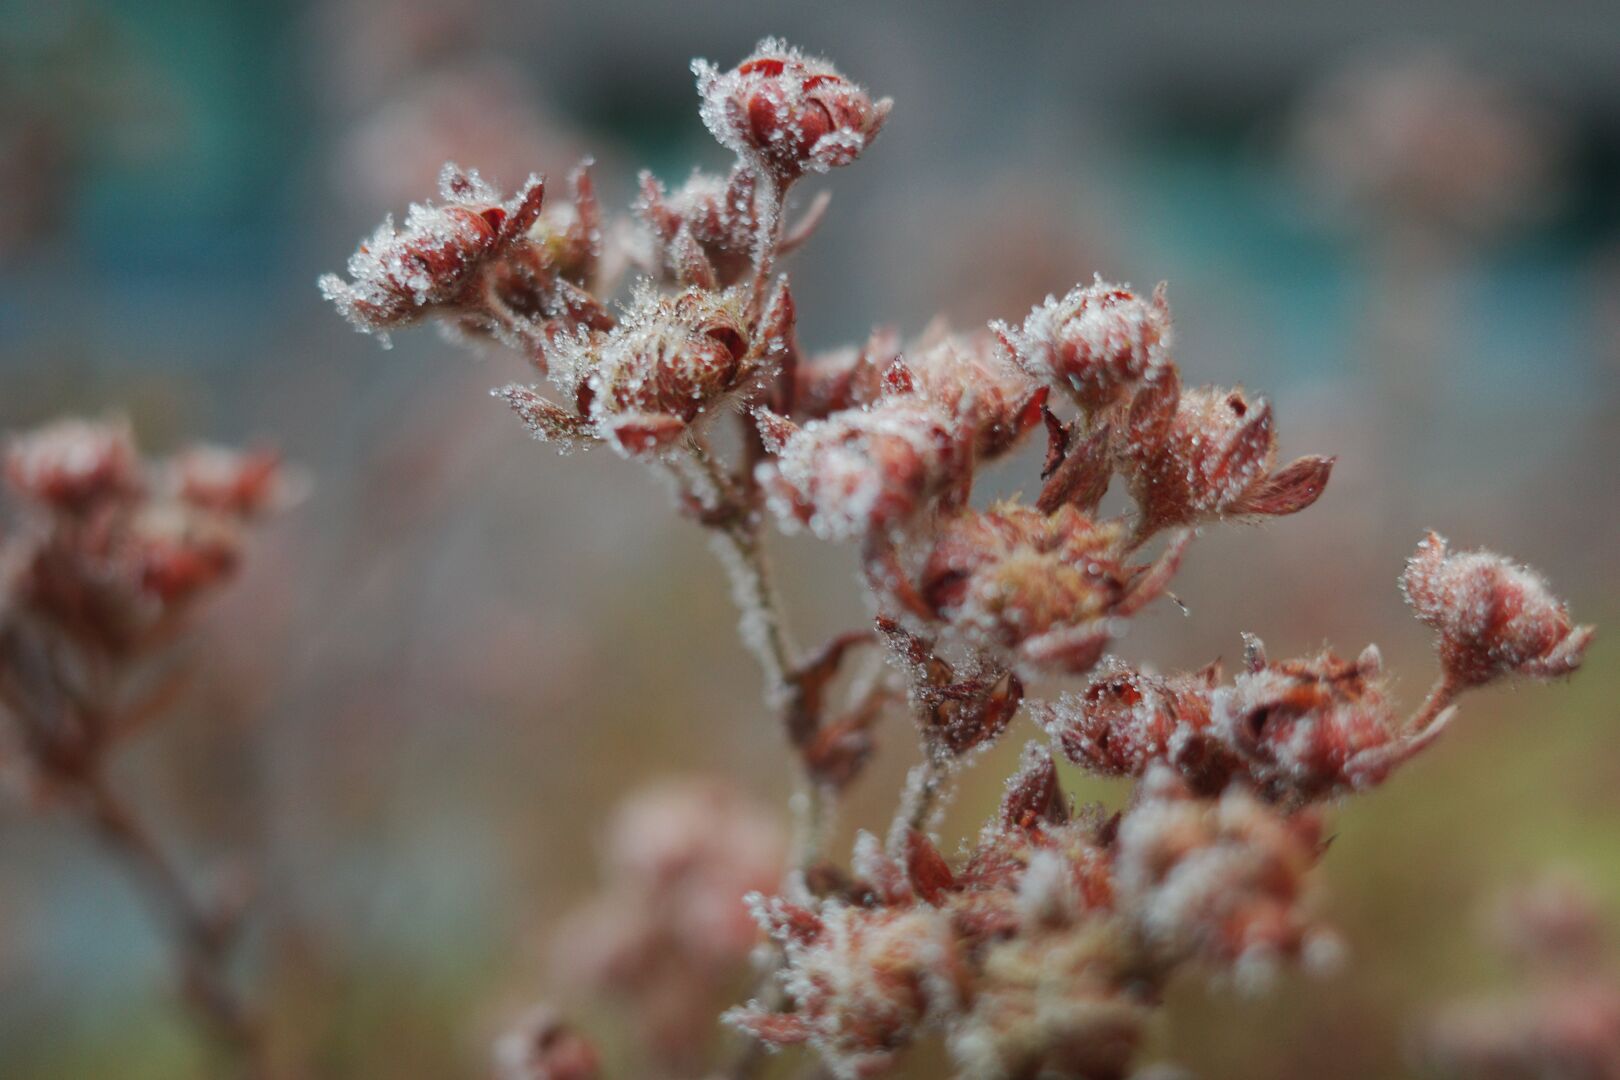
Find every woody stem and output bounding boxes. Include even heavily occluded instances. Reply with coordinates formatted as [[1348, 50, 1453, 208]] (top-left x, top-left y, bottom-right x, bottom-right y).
[[681, 442, 830, 869], [79, 769, 266, 1079]]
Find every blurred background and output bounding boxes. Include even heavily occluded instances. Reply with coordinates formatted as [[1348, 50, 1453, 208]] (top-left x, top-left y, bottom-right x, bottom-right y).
[[2, 1, 1618, 1077]]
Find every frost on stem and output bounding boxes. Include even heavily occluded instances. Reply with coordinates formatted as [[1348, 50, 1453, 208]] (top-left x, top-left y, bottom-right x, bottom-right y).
[[1402, 531, 1594, 688]]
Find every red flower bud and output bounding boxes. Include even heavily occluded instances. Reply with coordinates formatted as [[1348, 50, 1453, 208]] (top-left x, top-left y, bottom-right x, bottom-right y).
[[1036, 660, 1238, 793], [1120, 374, 1333, 537], [506, 284, 773, 457], [5, 419, 140, 512], [1402, 532, 1593, 687], [493, 1007, 601, 1080], [911, 503, 1184, 674], [1210, 639, 1445, 801], [694, 39, 891, 179], [129, 506, 243, 607], [320, 164, 544, 338], [996, 278, 1173, 415], [172, 446, 290, 518]]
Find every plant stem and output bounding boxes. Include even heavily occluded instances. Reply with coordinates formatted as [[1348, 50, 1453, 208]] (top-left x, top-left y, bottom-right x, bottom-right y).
[[80, 771, 266, 1079], [1409, 673, 1460, 734]]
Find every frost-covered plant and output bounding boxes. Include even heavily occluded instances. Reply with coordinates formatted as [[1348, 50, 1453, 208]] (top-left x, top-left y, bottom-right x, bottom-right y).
[[1422, 873, 1620, 1079], [323, 38, 1595, 1080], [0, 419, 293, 1078]]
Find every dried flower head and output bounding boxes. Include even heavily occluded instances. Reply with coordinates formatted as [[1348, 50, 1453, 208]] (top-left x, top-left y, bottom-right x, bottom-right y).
[[1113, 767, 1331, 984], [1402, 531, 1594, 687], [996, 278, 1173, 415], [319, 163, 545, 338], [4, 418, 141, 512], [729, 901, 969, 1079], [1120, 374, 1334, 539], [1035, 660, 1238, 791], [911, 503, 1185, 674], [1210, 637, 1447, 801], [694, 38, 892, 180], [503, 282, 787, 456]]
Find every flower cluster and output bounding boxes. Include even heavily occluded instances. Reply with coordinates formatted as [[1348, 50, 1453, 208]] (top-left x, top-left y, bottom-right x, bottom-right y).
[[0, 417, 290, 1069], [1, 418, 291, 716], [322, 37, 1595, 1080], [1423, 874, 1620, 1079], [729, 749, 1331, 1078], [549, 780, 785, 1070]]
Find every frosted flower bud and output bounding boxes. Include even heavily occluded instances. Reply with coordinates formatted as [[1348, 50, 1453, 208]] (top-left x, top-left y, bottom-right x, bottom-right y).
[[636, 166, 758, 288], [728, 903, 969, 1078], [694, 39, 892, 179], [1035, 661, 1239, 793], [757, 399, 965, 542], [1402, 532, 1593, 687], [506, 283, 770, 457], [1210, 639, 1443, 801], [492, 1006, 601, 1080], [757, 333, 1040, 542], [129, 505, 243, 607], [914, 503, 1181, 674], [1121, 376, 1333, 537], [171, 446, 290, 518], [996, 278, 1173, 414], [4, 418, 140, 512], [1114, 768, 1326, 975], [320, 164, 545, 337]]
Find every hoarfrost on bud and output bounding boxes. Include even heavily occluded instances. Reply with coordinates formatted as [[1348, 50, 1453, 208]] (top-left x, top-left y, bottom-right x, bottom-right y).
[[1402, 531, 1593, 687], [1120, 375, 1334, 539], [693, 38, 891, 179], [997, 277, 1173, 415], [319, 164, 546, 338], [4, 418, 141, 511]]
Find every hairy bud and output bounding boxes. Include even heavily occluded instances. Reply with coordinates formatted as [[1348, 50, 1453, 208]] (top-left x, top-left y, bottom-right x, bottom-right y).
[[694, 38, 891, 179], [320, 164, 545, 338], [1402, 531, 1593, 687], [1121, 375, 1333, 538], [4, 418, 141, 512], [997, 278, 1173, 415]]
